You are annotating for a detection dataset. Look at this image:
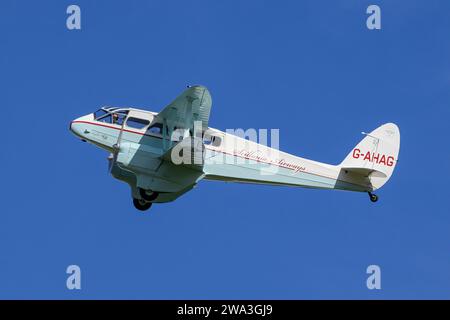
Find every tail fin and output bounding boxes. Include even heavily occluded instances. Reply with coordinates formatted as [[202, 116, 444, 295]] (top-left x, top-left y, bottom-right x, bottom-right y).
[[340, 123, 400, 190]]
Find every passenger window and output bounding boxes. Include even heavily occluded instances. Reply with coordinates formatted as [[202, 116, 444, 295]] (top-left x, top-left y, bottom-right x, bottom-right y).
[[212, 136, 222, 147], [203, 135, 213, 145], [126, 117, 150, 129], [203, 135, 221, 147], [148, 123, 163, 135]]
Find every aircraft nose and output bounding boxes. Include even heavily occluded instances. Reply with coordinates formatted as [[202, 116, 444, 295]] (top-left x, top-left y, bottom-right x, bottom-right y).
[[69, 120, 85, 140], [69, 113, 94, 140]]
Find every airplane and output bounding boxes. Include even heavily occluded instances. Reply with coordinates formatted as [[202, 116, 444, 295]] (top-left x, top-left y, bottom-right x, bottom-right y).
[[69, 85, 400, 211]]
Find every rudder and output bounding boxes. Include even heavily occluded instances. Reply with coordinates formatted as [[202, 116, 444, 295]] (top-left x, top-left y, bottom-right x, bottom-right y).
[[340, 123, 400, 190]]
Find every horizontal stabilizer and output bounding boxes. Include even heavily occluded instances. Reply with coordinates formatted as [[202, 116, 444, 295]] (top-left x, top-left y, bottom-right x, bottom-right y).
[[341, 167, 387, 178]]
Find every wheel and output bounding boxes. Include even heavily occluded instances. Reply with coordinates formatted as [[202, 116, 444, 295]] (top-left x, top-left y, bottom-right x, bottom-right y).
[[133, 198, 152, 211], [368, 192, 378, 203], [139, 188, 159, 201]]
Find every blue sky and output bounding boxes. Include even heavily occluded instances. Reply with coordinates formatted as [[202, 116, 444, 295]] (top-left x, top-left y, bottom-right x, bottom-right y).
[[1, 0, 449, 299]]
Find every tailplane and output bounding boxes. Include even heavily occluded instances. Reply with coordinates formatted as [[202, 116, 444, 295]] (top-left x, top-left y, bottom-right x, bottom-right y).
[[340, 123, 400, 190]]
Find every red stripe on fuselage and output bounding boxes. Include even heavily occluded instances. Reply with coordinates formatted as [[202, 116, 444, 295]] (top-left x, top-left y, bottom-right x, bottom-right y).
[[71, 120, 160, 138], [71, 120, 367, 189]]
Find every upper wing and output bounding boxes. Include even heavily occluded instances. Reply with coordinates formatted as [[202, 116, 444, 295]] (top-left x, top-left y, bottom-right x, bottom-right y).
[[156, 85, 212, 132]]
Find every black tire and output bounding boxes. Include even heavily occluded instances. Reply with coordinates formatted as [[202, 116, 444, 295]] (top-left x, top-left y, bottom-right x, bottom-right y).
[[139, 188, 159, 201], [133, 198, 152, 211], [369, 193, 378, 203]]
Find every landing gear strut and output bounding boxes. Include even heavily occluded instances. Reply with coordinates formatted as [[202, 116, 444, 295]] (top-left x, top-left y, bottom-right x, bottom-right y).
[[133, 198, 152, 211], [139, 188, 159, 201], [368, 192, 378, 203]]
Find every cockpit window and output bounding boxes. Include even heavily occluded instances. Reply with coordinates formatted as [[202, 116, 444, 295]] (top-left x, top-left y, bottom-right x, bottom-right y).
[[112, 113, 127, 125], [98, 114, 112, 123], [94, 109, 108, 120], [95, 108, 129, 125], [126, 117, 150, 129]]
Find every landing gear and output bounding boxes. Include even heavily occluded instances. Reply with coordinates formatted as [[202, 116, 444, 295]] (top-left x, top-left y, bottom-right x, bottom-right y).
[[139, 188, 159, 201], [133, 198, 152, 211], [368, 192, 378, 203]]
